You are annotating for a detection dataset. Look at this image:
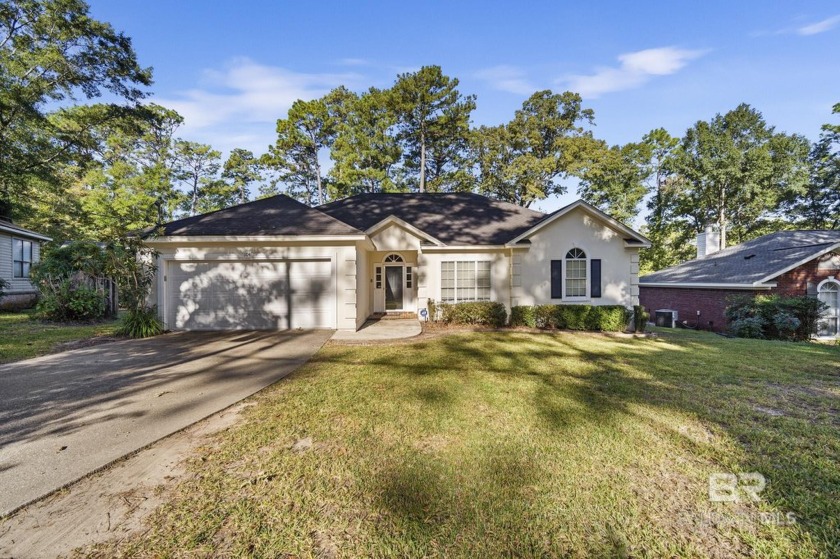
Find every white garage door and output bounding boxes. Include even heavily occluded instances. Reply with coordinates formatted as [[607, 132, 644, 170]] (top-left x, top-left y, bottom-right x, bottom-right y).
[[166, 259, 335, 330]]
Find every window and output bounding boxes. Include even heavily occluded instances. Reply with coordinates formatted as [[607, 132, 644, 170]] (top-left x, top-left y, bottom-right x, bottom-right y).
[[13, 239, 33, 278], [440, 261, 491, 302], [565, 248, 587, 298], [818, 280, 839, 337], [406, 266, 413, 288], [375, 266, 382, 289], [384, 254, 404, 263]]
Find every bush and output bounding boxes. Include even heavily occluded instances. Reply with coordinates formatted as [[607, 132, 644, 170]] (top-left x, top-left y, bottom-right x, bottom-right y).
[[510, 304, 629, 332], [429, 300, 507, 327], [726, 294, 825, 341], [0, 277, 8, 300], [117, 307, 164, 338], [34, 274, 107, 321], [633, 305, 649, 333]]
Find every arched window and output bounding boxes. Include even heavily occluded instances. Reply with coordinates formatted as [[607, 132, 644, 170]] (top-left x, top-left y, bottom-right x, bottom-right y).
[[818, 280, 839, 337], [384, 254, 404, 263], [565, 248, 587, 297]]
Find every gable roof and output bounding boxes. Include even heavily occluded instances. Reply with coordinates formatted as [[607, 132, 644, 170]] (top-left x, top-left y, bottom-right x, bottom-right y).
[[151, 195, 363, 237], [506, 199, 651, 247], [318, 192, 546, 246], [0, 220, 52, 242], [640, 230, 840, 286]]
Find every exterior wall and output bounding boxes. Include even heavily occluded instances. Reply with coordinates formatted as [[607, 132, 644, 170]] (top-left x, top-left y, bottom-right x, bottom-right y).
[[639, 286, 761, 331], [370, 223, 423, 251], [0, 232, 41, 294], [516, 207, 640, 307], [355, 242, 372, 328], [419, 248, 511, 314], [771, 251, 840, 296], [145, 240, 359, 331]]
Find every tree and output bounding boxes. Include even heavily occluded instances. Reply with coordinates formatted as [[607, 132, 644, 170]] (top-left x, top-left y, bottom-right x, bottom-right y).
[[668, 104, 810, 249], [0, 0, 152, 218], [474, 90, 598, 207], [263, 92, 345, 206], [784, 103, 840, 229], [577, 141, 650, 223], [638, 128, 681, 273], [389, 66, 476, 192], [173, 140, 221, 216], [329, 88, 402, 197], [221, 148, 261, 205]]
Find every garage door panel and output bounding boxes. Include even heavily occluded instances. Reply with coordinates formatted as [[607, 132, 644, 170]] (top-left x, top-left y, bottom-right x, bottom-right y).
[[167, 260, 335, 330]]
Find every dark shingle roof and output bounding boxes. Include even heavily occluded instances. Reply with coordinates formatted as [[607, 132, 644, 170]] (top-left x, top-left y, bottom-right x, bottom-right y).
[[318, 193, 547, 245], [0, 219, 51, 241], [641, 230, 840, 285], [155, 195, 362, 237]]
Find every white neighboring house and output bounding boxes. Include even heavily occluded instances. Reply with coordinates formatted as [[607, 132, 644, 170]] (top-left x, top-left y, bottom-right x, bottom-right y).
[[144, 193, 650, 331], [0, 220, 51, 309]]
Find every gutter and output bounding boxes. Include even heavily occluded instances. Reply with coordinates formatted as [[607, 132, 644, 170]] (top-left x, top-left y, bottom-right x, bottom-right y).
[[639, 282, 776, 290]]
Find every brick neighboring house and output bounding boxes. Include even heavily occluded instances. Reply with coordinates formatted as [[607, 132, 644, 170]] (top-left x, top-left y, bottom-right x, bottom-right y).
[[639, 230, 840, 339]]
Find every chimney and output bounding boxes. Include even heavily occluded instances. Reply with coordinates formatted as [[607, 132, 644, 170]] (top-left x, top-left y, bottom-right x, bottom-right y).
[[696, 226, 721, 259]]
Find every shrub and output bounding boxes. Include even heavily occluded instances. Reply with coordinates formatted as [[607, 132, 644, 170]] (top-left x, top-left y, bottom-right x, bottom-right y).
[[633, 305, 649, 333], [0, 277, 8, 300], [117, 307, 164, 338], [430, 301, 507, 327], [511, 304, 629, 332], [34, 273, 107, 321], [726, 294, 825, 341]]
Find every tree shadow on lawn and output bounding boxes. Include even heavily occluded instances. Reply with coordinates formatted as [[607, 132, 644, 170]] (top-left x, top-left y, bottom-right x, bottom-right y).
[[328, 331, 839, 557]]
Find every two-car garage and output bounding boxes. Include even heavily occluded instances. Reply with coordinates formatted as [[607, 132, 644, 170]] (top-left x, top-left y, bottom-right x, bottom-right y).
[[165, 259, 336, 330]]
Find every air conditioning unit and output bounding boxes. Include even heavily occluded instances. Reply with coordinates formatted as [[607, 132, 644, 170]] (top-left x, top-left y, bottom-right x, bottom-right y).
[[655, 309, 678, 328]]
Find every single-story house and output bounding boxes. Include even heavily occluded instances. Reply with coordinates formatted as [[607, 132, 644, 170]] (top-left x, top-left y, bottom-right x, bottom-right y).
[[144, 193, 650, 331], [0, 219, 51, 309], [639, 229, 840, 338]]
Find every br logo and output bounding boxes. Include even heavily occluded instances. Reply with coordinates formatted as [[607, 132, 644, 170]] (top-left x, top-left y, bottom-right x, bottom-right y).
[[708, 472, 766, 502]]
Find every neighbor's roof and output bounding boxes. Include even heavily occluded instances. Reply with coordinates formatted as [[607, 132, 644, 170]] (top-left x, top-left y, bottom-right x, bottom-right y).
[[0, 220, 52, 242], [641, 230, 840, 286], [150, 195, 363, 237], [318, 192, 547, 245]]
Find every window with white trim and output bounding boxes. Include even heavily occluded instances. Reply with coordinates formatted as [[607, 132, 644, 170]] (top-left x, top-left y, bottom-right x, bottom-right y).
[[818, 280, 839, 337], [375, 266, 382, 289], [406, 266, 413, 288], [440, 261, 491, 302], [385, 254, 404, 262], [565, 248, 586, 297], [13, 239, 33, 278]]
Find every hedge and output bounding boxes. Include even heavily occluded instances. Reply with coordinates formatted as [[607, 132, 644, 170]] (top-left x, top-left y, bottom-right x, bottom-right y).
[[509, 304, 630, 332], [428, 300, 507, 328]]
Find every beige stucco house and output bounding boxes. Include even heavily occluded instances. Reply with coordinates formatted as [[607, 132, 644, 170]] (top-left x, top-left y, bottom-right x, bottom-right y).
[[0, 220, 50, 309], [144, 193, 650, 331]]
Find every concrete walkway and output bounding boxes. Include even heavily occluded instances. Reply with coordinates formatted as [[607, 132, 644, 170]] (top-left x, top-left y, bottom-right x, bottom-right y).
[[0, 330, 331, 516], [331, 318, 422, 341]]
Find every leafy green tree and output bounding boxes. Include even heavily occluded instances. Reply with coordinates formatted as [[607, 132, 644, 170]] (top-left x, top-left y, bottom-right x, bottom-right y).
[[173, 140, 221, 216], [638, 128, 682, 273], [389, 66, 476, 192], [577, 141, 650, 223], [784, 103, 839, 229], [221, 148, 261, 205], [474, 90, 598, 207], [668, 104, 810, 249], [0, 0, 152, 219], [329, 88, 402, 197]]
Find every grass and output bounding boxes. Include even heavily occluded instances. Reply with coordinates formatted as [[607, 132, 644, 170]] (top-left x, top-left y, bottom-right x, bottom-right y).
[[83, 329, 839, 558], [0, 310, 120, 364]]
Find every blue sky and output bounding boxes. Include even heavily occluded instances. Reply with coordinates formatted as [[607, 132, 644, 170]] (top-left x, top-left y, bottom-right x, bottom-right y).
[[87, 1, 840, 213]]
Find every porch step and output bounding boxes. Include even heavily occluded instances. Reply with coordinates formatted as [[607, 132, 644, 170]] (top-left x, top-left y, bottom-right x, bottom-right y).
[[370, 312, 418, 320]]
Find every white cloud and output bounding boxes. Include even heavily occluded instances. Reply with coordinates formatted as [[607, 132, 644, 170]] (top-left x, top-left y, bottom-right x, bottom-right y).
[[562, 47, 707, 98], [797, 14, 840, 35], [474, 65, 537, 95], [154, 57, 362, 154]]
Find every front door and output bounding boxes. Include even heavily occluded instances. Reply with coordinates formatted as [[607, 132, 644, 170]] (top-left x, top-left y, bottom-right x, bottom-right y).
[[385, 266, 403, 310]]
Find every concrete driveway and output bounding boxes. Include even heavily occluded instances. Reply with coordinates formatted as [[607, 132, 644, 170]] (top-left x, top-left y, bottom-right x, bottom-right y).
[[0, 330, 332, 516]]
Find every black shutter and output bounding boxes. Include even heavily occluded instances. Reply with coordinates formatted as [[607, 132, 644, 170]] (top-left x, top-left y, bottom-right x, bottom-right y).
[[590, 259, 602, 298], [551, 260, 562, 299]]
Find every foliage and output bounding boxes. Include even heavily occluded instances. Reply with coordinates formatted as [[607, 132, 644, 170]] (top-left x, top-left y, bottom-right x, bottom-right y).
[[577, 141, 651, 223], [429, 300, 507, 327], [221, 148, 261, 206], [633, 305, 649, 333], [509, 304, 629, 331], [173, 140, 222, 216], [389, 66, 476, 193], [0, 0, 152, 221], [726, 294, 825, 341], [0, 277, 8, 300], [116, 305, 164, 338], [473, 90, 597, 207]]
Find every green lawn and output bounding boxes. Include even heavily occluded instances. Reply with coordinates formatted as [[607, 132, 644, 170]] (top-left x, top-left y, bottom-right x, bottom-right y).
[[84, 329, 839, 558], [0, 311, 120, 364]]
